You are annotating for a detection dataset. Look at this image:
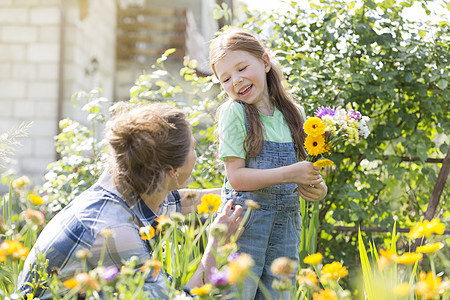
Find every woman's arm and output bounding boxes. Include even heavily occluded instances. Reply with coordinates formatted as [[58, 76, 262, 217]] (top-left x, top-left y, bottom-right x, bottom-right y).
[[224, 156, 324, 191], [178, 188, 222, 214], [186, 200, 243, 288]]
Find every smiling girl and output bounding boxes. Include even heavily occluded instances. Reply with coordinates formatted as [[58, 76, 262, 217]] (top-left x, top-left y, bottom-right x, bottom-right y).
[[210, 28, 328, 299]]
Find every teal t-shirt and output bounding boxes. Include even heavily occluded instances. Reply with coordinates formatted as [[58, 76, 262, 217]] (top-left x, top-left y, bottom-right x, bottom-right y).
[[218, 100, 306, 160]]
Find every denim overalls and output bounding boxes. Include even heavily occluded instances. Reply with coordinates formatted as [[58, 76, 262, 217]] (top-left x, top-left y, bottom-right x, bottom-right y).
[[221, 103, 301, 300]]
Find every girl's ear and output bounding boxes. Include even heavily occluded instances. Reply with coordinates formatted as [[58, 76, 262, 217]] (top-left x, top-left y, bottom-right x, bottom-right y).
[[262, 52, 271, 73]]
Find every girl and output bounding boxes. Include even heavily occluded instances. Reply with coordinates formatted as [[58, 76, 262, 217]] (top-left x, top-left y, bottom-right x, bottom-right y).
[[210, 28, 328, 299]]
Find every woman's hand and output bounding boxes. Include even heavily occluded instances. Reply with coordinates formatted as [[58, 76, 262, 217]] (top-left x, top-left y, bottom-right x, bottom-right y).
[[209, 200, 244, 245], [297, 180, 328, 202]]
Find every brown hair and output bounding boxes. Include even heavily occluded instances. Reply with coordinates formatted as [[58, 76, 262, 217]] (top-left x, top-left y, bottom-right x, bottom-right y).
[[210, 28, 307, 159], [105, 102, 191, 198]]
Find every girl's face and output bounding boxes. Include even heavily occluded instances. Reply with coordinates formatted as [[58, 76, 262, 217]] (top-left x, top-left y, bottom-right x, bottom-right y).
[[214, 50, 271, 109], [173, 131, 197, 189]]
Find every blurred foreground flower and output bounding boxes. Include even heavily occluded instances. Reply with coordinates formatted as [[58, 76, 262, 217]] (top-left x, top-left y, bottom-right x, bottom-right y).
[[415, 271, 447, 299], [0, 240, 29, 262], [197, 194, 222, 214], [378, 248, 397, 271], [140, 258, 162, 278], [12, 175, 30, 189], [297, 268, 318, 290], [155, 215, 173, 233], [227, 253, 254, 284], [209, 267, 229, 287], [190, 283, 212, 297], [393, 283, 410, 297], [24, 209, 45, 226], [270, 257, 297, 278], [312, 288, 338, 300]]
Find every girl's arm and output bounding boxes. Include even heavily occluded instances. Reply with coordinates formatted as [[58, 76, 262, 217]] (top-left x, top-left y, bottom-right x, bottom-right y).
[[224, 156, 324, 191]]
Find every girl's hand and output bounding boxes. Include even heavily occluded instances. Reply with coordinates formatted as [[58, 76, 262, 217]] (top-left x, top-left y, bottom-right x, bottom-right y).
[[298, 181, 328, 201], [288, 161, 323, 186]]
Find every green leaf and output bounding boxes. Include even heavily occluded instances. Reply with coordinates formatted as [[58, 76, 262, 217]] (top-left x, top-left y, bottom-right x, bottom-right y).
[[437, 78, 448, 90]]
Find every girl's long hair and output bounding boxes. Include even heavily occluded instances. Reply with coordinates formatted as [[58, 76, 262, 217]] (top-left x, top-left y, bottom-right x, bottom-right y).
[[210, 28, 307, 159]]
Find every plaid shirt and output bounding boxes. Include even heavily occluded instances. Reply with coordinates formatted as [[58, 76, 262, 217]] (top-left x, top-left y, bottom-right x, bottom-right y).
[[16, 171, 181, 299]]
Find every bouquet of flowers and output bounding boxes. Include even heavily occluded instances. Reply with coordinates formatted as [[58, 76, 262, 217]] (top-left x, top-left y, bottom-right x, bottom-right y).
[[302, 105, 371, 168]]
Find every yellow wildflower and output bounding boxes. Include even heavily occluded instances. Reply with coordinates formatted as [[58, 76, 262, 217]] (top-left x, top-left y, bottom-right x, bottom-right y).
[[346, 119, 359, 145], [29, 193, 44, 205], [197, 193, 222, 214], [303, 117, 326, 137], [304, 135, 327, 156], [0, 240, 29, 261], [221, 242, 237, 254], [393, 283, 410, 297], [396, 252, 423, 265], [312, 288, 338, 300], [63, 278, 79, 289], [12, 176, 30, 189], [155, 215, 173, 233], [140, 258, 162, 278], [190, 283, 212, 296], [303, 253, 323, 265], [321, 261, 348, 281], [270, 257, 297, 278], [227, 253, 254, 284], [415, 271, 445, 299], [378, 248, 397, 271], [416, 242, 444, 254], [313, 159, 334, 168], [24, 209, 45, 226], [245, 199, 260, 210], [139, 225, 155, 240], [409, 218, 445, 239], [297, 268, 318, 290]]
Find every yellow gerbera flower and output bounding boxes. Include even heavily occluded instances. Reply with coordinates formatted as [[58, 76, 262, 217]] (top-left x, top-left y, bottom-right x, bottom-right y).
[[304, 135, 327, 156], [303, 253, 323, 265], [304, 117, 327, 137], [415, 271, 445, 299], [29, 193, 44, 205], [197, 193, 222, 214], [139, 225, 155, 240], [321, 261, 348, 280], [312, 288, 338, 300], [190, 283, 212, 296], [313, 159, 334, 168], [395, 252, 423, 265], [416, 242, 444, 254]]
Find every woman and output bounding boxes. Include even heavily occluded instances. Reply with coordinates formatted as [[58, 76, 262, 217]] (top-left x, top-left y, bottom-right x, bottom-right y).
[[16, 102, 243, 299]]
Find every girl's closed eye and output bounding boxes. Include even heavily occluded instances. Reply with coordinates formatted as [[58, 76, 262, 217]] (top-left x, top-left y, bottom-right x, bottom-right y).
[[239, 66, 248, 72], [222, 77, 230, 83]]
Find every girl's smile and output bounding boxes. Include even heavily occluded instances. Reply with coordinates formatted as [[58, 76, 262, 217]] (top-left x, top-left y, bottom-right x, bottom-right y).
[[214, 50, 273, 114]]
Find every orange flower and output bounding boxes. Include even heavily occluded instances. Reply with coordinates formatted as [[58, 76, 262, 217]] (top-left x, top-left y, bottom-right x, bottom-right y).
[[378, 248, 397, 271], [415, 271, 446, 299], [140, 258, 163, 278], [139, 225, 155, 240], [155, 215, 173, 233], [63, 278, 79, 289], [0, 240, 29, 261], [297, 268, 318, 290]]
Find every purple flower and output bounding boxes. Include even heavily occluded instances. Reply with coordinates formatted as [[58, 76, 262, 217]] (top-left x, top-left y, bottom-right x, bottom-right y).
[[227, 253, 240, 262], [315, 106, 336, 119], [348, 109, 361, 120], [209, 267, 229, 286], [102, 266, 119, 281]]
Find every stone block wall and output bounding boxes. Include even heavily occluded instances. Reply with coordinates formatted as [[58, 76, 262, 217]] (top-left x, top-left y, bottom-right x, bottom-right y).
[[0, 0, 116, 186]]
